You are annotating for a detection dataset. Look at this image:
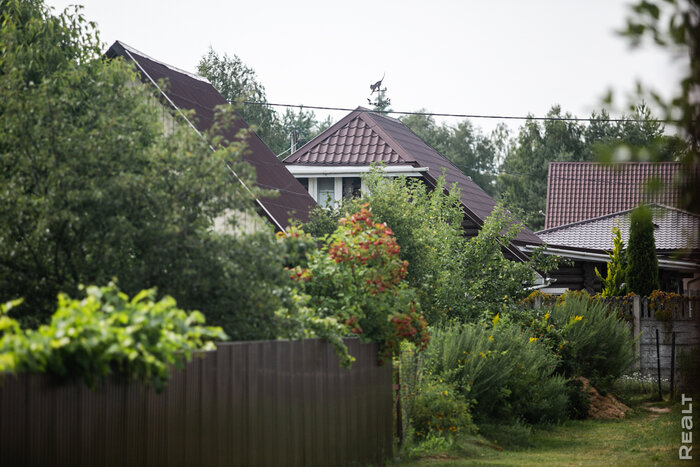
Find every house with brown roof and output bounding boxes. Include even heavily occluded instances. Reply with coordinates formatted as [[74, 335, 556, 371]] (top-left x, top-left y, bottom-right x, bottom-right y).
[[106, 41, 315, 231], [283, 107, 541, 262], [530, 162, 699, 294]]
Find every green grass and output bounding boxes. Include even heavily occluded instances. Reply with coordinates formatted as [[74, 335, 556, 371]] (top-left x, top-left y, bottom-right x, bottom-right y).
[[396, 401, 686, 466]]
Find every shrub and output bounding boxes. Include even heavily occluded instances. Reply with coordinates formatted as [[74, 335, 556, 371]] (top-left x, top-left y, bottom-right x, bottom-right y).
[[0, 284, 226, 391], [595, 226, 627, 297], [548, 297, 636, 389], [565, 378, 592, 420], [361, 170, 469, 324], [409, 377, 475, 440], [422, 323, 568, 424], [279, 206, 429, 363]]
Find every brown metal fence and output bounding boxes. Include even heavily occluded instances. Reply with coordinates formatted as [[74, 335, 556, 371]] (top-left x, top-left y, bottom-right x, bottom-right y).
[[0, 338, 393, 467]]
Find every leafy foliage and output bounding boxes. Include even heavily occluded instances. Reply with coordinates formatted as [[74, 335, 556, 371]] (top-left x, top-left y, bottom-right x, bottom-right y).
[[360, 171, 469, 324], [0, 284, 226, 392], [409, 378, 475, 440], [625, 205, 659, 296], [401, 113, 502, 196], [197, 48, 331, 156], [461, 204, 538, 320], [595, 226, 628, 297], [0, 1, 262, 326], [279, 207, 429, 363]]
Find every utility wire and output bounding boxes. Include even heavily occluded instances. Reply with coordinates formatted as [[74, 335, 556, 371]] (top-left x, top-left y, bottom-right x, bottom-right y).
[[243, 101, 683, 124]]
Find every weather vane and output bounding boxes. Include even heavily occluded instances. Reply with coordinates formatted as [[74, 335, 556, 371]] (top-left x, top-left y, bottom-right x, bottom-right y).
[[367, 73, 391, 109]]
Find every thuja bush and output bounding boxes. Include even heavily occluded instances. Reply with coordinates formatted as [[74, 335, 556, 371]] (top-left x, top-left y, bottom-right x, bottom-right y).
[[422, 322, 568, 424], [548, 297, 636, 389], [0, 284, 226, 391], [278, 206, 429, 363]]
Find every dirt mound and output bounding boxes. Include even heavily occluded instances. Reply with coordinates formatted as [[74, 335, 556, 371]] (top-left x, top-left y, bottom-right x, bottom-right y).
[[579, 377, 631, 420]]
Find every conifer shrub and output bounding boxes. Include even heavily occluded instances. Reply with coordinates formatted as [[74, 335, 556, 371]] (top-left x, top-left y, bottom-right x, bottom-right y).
[[625, 205, 659, 297]]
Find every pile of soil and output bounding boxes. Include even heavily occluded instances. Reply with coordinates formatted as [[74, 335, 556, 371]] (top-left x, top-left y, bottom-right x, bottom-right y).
[[578, 377, 631, 420]]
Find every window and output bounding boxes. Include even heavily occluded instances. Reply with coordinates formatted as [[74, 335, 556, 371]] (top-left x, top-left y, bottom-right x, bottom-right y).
[[317, 178, 336, 207], [342, 177, 362, 200], [297, 178, 309, 191]]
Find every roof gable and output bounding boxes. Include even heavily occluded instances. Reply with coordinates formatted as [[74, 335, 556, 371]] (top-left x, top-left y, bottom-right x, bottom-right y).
[[545, 161, 683, 229], [285, 107, 542, 246], [538, 203, 700, 253], [105, 41, 315, 228]]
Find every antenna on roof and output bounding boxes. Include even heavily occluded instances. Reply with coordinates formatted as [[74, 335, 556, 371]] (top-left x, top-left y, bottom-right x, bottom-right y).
[[367, 73, 391, 112]]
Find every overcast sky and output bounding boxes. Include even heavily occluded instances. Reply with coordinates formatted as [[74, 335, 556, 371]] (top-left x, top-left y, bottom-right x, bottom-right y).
[[46, 0, 685, 135]]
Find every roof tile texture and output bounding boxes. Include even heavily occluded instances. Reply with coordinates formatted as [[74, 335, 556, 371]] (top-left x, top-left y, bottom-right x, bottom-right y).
[[538, 204, 700, 253], [106, 41, 315, 227], [545, 162, 682, 229], [285, 108, 542, 246], [289, 117, 404, 165]]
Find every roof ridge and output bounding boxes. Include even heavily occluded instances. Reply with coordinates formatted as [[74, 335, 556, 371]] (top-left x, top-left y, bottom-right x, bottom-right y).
[[115, 40, 210, 84]]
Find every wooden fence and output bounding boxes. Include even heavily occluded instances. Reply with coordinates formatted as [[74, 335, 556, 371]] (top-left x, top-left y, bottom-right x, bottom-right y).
[[0, 339, 393, 467]]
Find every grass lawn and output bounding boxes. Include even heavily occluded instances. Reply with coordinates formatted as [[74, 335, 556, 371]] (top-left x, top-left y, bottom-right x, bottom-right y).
[[397, 400, 687, 466]]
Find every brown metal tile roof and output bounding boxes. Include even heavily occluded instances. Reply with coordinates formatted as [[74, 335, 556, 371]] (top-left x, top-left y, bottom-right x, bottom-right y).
[[285, 107, 542, 249], [545, 162, 683, 230], [105, 41, 315, 228]]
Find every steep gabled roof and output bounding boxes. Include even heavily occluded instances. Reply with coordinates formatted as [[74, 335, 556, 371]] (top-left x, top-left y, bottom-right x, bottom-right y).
[[285, 107, 542, 247], [105, 41, 315, 229], [545, 161, 683, 230], [538, 203, 700, 255]]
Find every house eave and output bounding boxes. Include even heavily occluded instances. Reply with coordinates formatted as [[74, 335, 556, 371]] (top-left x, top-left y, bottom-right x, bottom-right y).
[[285, 165, 429, 177], [520, 244, 699, 272]]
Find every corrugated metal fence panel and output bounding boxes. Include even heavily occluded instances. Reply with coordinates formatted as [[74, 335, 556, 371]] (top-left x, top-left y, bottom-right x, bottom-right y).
[[0, 339, 392, 467]]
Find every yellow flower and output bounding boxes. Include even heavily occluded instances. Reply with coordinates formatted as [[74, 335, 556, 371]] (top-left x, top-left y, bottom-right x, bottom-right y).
[[544, 312, 549, 320], [492, 313, 500, 327], [573, 315, 583, 322], [529, 337, 539, 343], [479, 352, 486, 358], [488, 335, 494, 341], [443, 390, 449, 396]]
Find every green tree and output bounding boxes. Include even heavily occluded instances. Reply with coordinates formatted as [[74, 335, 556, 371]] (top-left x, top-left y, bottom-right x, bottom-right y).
[[0, 0, 268, 329], [401, 113, 499, 196], [625, 205, 659, 296], [595, 226, 627, 297], [197, 47, 287, 154], [198, 48, 332, 157]]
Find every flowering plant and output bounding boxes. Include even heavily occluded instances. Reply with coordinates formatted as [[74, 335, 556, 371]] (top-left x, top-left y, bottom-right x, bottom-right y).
[[279, 205, 429, 363]]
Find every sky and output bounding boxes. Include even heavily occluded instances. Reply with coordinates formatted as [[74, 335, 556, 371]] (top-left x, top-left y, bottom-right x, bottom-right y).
[[45, 0, 686, 135]]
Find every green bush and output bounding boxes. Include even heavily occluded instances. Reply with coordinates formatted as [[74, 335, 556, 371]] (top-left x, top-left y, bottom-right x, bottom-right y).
[[409, 377, 475, 440], [422, 323, 568, 424], [549, 297, 636, 389], [0, 283, 226, 391], [279, 207, 429, 364], [565, 378, 592, 420]]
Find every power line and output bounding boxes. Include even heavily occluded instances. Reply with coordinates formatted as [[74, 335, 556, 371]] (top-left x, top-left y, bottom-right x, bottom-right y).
[[243, 101, 682, 124]]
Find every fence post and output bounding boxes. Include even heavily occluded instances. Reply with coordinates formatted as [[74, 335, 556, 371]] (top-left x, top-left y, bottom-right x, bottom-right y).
[[633, 295, 641, 370]]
